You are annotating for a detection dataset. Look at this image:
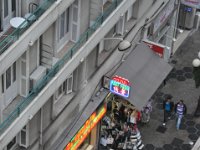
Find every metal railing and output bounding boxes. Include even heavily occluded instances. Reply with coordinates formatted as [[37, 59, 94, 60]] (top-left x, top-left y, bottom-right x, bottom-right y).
[[0, 0, 56, 55], [0, 0, 122, 135]]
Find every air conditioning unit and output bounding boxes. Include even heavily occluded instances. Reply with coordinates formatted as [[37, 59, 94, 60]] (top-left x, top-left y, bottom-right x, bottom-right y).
[[30, 66, 47, 89]]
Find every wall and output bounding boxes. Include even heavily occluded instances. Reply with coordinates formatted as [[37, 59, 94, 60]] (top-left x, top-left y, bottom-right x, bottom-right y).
[[29, 111, 40, 146], [29, 43, 38, 75], [42, 98, 52, 131], [86, 48, 97, 79], [79, 0, 90, 35], [133, 0, 154, 19]]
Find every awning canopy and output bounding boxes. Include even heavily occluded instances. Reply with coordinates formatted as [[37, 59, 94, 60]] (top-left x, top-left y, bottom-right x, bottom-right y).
[[114, 42, 173, 110]]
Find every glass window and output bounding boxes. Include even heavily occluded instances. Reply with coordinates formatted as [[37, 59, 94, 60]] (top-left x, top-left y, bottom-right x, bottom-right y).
[[7, 137, 16, 150], [65, 8, 69, 33], [4, 0, 8, 17], [21, 61, 26, 76], [13, 62, 16, 82], [73, 7, 78, 22], [59, 8, 70, 40], [60, 12, 65, 39], [1, 75, 4, 93], [12, 0, 16, 11], [6, 67, 11, 89]]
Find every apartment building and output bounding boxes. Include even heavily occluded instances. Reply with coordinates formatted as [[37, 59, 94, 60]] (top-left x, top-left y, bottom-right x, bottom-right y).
[[0, 0, 184, 150]]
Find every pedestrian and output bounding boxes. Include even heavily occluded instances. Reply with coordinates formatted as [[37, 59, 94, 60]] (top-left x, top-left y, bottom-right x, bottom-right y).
[[163, 96, 174, 126], [174, 100, 187, 130]]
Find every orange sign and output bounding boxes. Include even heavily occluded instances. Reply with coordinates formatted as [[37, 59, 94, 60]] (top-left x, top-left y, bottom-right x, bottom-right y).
[[65, 105, 107, 150]]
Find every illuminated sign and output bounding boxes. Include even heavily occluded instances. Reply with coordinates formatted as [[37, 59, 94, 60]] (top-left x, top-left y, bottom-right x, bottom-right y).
[[109, 76, 130, 98], [65, 105, 107, 150]]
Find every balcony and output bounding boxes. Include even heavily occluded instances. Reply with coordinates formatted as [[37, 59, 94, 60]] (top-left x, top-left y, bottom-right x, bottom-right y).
[[0, 0, 56, 55], [0, 0, 136, 147]]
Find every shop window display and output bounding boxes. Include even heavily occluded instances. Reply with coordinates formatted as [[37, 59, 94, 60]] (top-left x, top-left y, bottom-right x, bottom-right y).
[[100, 95, 145, 150]]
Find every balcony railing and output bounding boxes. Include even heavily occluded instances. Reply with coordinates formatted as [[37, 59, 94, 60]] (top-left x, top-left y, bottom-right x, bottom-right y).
[[0, 0, 122, 135], [0, 0, 56, 55]]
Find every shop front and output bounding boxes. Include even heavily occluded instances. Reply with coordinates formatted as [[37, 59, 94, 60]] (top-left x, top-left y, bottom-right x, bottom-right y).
[[145, 0, 179, 60], [99, 43, 173, 150]]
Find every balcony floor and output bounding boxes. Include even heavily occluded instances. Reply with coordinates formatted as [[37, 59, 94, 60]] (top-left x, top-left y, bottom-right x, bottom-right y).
[[2, 95, 23, 121]]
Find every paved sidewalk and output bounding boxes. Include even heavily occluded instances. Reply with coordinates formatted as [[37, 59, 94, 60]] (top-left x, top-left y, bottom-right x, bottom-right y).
[[140, 29, 200, 150]]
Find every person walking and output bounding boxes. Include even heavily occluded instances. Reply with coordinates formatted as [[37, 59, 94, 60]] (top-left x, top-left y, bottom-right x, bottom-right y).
[[163, 96, 174, 126], [175, 100, 187, 130]]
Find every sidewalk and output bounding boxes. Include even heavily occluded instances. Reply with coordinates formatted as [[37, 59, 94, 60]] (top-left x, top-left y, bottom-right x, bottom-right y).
[[140, 29, 200, 150]]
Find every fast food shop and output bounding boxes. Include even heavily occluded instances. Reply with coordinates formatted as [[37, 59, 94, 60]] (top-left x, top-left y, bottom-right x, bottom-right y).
[[58, 43, 172, 150]]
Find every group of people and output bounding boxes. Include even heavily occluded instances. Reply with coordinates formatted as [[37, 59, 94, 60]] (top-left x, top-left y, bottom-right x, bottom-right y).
[[100, 101, 144, 150], [163, 96, 187, 130]]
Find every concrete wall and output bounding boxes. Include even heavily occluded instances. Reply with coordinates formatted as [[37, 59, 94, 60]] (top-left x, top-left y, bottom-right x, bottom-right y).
[[79, 0, 90, 35], [29, 44, 38, 74], [86, 47, 97, 79], [29, 111, 40, 146], [133, 0, 154, 19], [42, 98, 52, 131]]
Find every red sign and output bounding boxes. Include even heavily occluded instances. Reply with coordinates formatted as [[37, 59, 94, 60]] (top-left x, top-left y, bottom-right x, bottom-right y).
[[112, 76, 130, 86], [143, 40, 165, 58], [65, 105, 107, 150]]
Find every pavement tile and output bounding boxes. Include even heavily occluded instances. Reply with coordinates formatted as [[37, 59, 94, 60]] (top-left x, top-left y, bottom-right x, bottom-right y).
[[186, 127, 197, 134], [188, 134, 198, 141], [176, 75, 186, 81], [179, 123, 187, 130], [185, 120, 195, 126], [145, 144, 155, 150], [163, 144, 173, 150], [184, 72, 193, 79], [156, 125, 167, 133], [183, 67, 193, 72], [176, 70, 184, 76], [195, 124, 200, 130], [171, 138, 184, 147], [181, 144, 192, 150], [185, 114, 193, 120]]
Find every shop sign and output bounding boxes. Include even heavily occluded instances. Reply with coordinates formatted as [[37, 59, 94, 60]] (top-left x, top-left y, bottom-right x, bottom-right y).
[[153, 0, 175, 34], [109, 75, 130, 98], [143, 40, 165, 58], [65, 105, 107, 150]]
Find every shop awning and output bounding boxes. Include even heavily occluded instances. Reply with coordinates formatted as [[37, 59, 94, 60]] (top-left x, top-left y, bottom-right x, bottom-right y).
[[114, 42, 173, 110]]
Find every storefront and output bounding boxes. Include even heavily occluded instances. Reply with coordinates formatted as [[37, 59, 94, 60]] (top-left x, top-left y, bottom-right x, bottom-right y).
[[55, 43, 172, 150], [65, 103, 107, 150], [145, 0, 179, 60], [98, 43, 173, 149]]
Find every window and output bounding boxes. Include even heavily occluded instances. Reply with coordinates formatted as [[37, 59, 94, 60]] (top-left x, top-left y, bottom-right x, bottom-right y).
[[4, 0, 8, 17], [13, 62, 16, 82], [59, 8, 69, 40], [66, 74, 73, 94], [7, 137, 16, 150], [19, 125, 29, 148], [12, 0, 16, 12], [2, 75, 4, 93], [2, 62, 17, 93], [6, 67, 11, 89]]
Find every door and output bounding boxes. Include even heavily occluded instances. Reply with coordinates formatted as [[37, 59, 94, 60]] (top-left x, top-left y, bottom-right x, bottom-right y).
[[2, 0, 16, 31], [2, 62, 18, 107], [71, 0, 79, 42]]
